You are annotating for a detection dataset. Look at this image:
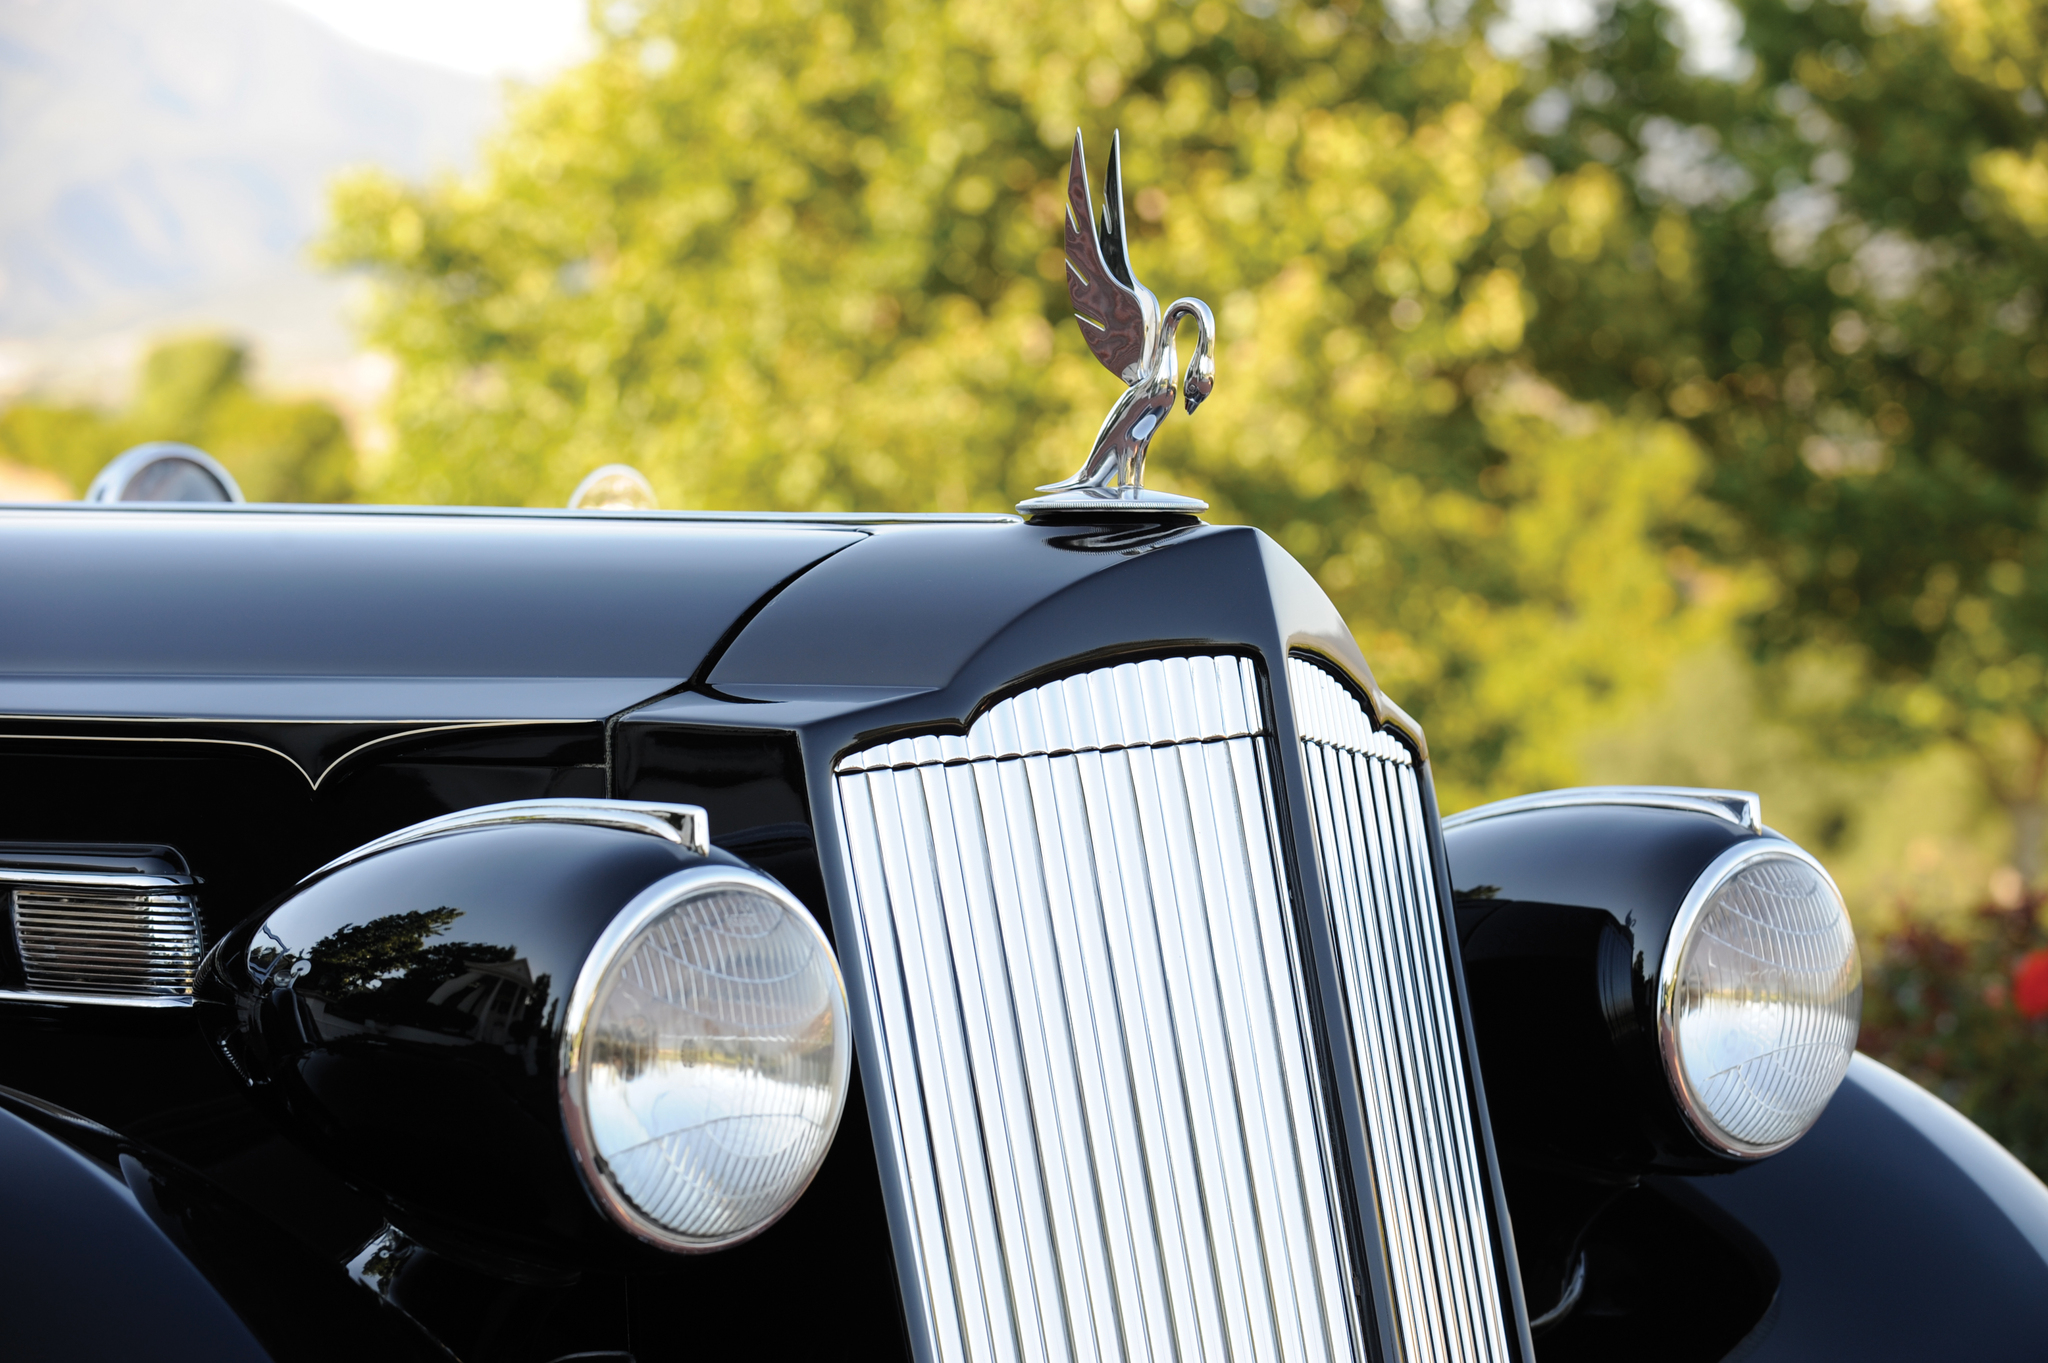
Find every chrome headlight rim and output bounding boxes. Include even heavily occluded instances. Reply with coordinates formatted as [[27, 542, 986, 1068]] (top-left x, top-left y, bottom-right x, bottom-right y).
[[558, 863, 851, 1253], [1656, 838, 1859, 1160]]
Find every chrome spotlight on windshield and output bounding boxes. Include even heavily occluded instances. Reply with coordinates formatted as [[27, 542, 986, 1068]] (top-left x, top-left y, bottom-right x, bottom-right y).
[[204, 798, 849, 1268], [568, 464, 658, 510], [86, 442, 244, 503]]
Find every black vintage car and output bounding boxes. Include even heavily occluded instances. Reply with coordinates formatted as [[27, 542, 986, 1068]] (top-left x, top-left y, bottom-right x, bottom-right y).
[[5, 137, 2048, 1363]]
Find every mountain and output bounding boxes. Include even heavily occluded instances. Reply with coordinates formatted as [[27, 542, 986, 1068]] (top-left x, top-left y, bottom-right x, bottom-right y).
[[0, 0, 497, 383]]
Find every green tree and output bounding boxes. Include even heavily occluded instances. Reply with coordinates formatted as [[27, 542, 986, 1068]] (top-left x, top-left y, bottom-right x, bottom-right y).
[[322, 0, 1723, 807], [1508, 0, 2048, 876], [0, 335, 357, 503], [0, 403, 115, 500]]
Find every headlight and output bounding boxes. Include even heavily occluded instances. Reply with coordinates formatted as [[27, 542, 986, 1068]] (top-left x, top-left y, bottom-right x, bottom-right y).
[[209, 802, 853, 1268], [1448, 789, 1865, 1174], [561, 866, 850, 1251], [1659, 844, 1862, 1158]]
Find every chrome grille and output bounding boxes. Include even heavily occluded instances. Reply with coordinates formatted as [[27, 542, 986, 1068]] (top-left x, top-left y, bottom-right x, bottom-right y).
[[1288, 657, 1511, 1363], [835, 655, 1363, 1363], [10, 887, 204, 1001]]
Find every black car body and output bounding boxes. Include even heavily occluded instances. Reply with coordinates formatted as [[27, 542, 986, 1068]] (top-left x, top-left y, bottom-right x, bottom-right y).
[[2, 500, 2046, 1362]]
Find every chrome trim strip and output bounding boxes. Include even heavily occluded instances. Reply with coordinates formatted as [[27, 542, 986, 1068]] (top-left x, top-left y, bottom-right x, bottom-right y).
[[313, 722, 595, 790], [4, 503, 1012, 525], [1441, 786, 1763, 835], [0, 721, 568, 790], [836, 655, 1364, 1363], [0, 989, 194, 1009], [1527, 1253, 1586, 1332], [305, 798, 711, 881], [1655, 838, 1851, 1159], [1289, 657, 1512, 1363], [0, 869, 191, 889]]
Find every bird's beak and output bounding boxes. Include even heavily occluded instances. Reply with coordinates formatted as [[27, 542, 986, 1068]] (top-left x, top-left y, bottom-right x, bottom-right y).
[[1183, 355, 1215, 413]]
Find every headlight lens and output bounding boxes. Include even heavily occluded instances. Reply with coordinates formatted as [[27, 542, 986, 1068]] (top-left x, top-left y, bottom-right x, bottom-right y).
[[562, 868, 850, 1251], [1660, 845, 1863, 1157]]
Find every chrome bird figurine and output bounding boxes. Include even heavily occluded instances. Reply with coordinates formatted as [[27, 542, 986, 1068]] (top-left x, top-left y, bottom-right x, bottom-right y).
[[1018, 130, 1215, 515]]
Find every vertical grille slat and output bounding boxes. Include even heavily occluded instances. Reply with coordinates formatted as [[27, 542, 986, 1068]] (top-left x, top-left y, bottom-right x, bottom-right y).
[[973, 754, 1099, 1361], [1327, 740, 1442, 1363], [1395, 766, 1509, 1349], [837, 656, 1363, 1363], [1363, 754, 1462, 1363], [1289, 657, 1511, 1363]]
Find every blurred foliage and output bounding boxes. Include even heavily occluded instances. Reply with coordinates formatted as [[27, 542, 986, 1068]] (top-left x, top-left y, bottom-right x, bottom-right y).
[[1522, 0, 2048, 872], [0, 336, 355, 503], [1862, 898, 2048, 1174], [320, 0, 1729, 808], [1580, 645, 2019, 936]]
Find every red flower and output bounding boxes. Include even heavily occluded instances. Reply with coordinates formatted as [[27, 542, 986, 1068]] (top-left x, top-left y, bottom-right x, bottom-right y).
[[2014, 949, 2048, 1020]]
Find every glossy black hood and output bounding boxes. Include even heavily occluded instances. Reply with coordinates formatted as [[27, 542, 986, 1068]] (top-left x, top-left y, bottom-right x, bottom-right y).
[[0, 505, 872, 790], [0, 505, 862, 724]]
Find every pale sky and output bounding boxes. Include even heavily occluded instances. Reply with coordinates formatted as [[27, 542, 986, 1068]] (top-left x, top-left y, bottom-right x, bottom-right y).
[[274, 0, 594, 80], [274, 0, 1768, 86]]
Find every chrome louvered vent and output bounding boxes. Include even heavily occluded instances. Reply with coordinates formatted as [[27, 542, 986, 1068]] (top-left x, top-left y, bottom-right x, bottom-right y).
[[3, 847, 203, 1005], [13, 890, 204, 1000], [1288, 657, 1512, 1363], [835, 655, 1364, 1363]]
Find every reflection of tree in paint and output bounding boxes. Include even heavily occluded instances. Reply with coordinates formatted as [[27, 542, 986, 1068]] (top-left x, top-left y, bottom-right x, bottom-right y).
[[304, 908, 543, 1045], [309, 907, 475, 995]]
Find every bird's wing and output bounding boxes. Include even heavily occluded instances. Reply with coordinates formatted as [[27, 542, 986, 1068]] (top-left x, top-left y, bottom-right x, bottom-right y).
[[1066, 130, 1151, 385]]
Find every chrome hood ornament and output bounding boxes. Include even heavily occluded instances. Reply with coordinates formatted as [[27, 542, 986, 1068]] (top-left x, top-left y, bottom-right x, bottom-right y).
[[1019, 130, 1214, 517]]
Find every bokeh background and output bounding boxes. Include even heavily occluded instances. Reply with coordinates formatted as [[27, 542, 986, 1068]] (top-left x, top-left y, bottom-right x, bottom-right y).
[[6, 0, 2048, 1169]]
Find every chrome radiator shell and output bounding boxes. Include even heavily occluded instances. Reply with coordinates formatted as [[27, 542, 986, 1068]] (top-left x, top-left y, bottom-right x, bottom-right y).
[[1288, 658, 1513, 1363], [831, 651, 1518, 1362], [836, 655, 1362, 1362]]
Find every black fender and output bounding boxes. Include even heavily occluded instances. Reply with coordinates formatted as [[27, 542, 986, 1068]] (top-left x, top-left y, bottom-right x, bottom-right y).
[[1447, 794, 2048, 1357], [1539, 1055, 2048, 1361], [1675, 1054, 2048, 1361], [0, 1085, 442, 1363]]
